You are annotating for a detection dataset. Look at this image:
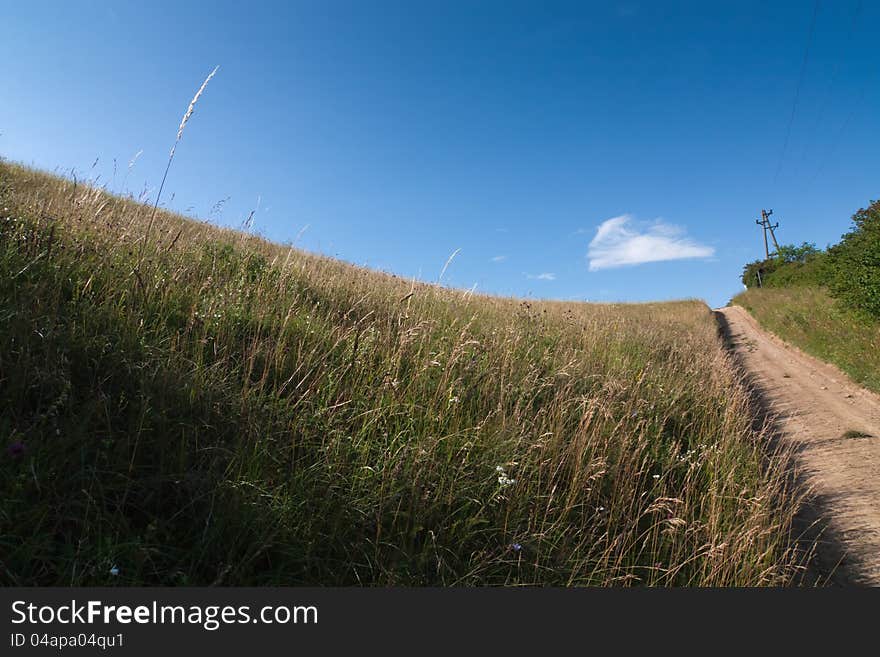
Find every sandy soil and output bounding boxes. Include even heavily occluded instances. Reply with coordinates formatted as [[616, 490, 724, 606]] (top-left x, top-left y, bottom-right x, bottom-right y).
[[716, 305, 880, 586]]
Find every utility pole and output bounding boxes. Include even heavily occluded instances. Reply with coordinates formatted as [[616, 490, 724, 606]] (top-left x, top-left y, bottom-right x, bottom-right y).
[[756, 209, 780, 259]]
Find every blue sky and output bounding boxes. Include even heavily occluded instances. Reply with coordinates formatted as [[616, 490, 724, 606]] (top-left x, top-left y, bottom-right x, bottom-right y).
[[2, 1, 877, 307]]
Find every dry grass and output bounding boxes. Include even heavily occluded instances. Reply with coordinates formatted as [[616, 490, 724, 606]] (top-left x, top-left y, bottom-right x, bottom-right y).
[[142, 66, 219, 264], [0, 161, 807, 585]]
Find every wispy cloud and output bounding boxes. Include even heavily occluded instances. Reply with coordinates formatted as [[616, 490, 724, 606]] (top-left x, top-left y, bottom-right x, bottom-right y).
[[526, 272, 556, 281], [587, 215, 714, 271], [490, 255, 507, 263]]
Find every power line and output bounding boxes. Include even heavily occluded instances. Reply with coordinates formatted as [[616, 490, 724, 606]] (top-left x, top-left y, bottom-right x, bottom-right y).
[[795, 0, 862, 180], [773, 0, 821, 186], [806, 85, 866, 190], [803, 0, 868, 192]]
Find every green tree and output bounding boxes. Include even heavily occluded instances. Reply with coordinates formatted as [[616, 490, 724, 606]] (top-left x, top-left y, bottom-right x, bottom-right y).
[[826, 200, 880, 318], [741, 243, 825, 289], [774, 242, 820, 264]]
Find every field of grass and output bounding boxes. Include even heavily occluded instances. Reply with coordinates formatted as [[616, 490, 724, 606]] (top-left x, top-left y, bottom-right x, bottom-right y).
[[734, 287, 880, 394], [0, 161, 805, 586]]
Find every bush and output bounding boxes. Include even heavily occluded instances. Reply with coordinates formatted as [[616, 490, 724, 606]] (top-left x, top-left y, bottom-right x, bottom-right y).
[[825, 200, 880, 319], [741, 258, 775, 289], [741, 242, 826, 289]]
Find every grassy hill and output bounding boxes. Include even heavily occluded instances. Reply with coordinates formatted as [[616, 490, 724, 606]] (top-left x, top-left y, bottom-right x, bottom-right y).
[[734, 287, 880, 394], [0, 161, 803, 586]]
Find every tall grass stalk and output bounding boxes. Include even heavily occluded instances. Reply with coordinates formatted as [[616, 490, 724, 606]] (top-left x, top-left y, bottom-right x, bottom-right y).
[[439, 248, 460, 282], [140, 66, 219, 263]]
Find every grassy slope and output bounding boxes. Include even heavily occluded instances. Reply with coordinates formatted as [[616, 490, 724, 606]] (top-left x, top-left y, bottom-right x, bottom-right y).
[[735, 287, 880, 394], [0, 162, 802, 586]]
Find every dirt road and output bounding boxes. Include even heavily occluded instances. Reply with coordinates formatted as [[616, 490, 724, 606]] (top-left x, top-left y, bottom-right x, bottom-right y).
[[716, 305, 880, 585]]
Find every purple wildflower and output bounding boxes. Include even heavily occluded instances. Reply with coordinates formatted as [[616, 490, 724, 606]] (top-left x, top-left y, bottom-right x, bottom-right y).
[[6, 441, 26, 459]]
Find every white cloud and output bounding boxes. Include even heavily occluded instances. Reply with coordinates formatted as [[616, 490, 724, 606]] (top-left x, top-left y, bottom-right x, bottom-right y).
[[490, 255, 507, 263], [526, 272, 556, 281], [587, 215, 714, 271]]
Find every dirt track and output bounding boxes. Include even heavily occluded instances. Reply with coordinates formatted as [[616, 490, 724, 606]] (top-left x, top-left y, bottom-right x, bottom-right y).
[[716, 305, 880, 585]]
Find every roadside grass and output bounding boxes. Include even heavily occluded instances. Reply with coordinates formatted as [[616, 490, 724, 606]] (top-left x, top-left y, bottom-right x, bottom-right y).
[[734, 287, 880, 394], [842, 430, 873, 440], [0, 161, 806, 586]]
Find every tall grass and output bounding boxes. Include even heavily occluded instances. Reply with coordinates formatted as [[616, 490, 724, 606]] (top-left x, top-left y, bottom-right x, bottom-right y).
[[0, 161, 806, 585], [142, 66, 218, 263], [735, 286, 880, 393]]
